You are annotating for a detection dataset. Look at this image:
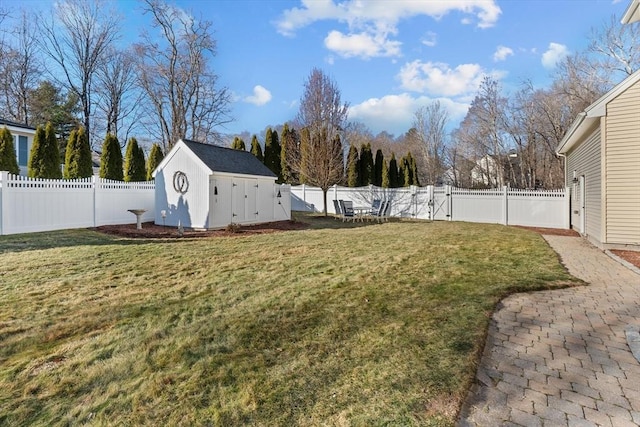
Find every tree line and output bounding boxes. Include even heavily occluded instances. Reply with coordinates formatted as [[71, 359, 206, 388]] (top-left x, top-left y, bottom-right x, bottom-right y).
[[0, 0, 230, 155], [231, 125, 421, 188], [0, 123, 164, 182]]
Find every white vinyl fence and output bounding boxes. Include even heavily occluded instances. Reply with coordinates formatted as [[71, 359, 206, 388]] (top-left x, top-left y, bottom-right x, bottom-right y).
[[291, 184, 570, 229], [0, 171, 155, 235]]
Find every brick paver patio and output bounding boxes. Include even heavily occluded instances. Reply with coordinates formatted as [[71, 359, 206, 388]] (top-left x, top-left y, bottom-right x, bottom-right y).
[[458, 235, 640, 426]]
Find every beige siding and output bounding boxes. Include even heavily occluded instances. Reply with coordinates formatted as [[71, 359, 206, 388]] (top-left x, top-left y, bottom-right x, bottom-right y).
[[566, 128, 602, 243], [605, 80, 640, 245]]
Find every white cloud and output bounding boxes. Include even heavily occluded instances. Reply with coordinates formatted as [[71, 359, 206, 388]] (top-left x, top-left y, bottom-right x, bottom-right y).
[[349, 93, 469, 136], [397, 61, 489, 97], [541, 42, 569, 69], [244, 85, 272, 106], [275, 0, 501, 58], [493, 45, 513, 62], [324, 30, 401, 58], [421, 31, 437, 47]]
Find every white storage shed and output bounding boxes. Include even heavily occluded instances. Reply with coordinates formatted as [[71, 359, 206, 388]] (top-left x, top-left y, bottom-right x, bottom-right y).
[[153, 139, 291, 229]]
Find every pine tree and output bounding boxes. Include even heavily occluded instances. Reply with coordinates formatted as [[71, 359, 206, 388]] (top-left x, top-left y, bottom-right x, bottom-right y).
[[65, 127, 93, 179], [43, 122, 62, 178], [27, 125, 46, 178], [388, 152, 398, 188], [381, 159, 390, 188], [146, 143, 164, 180], [250, 135, 263, 161], [346, 144, 359, 187], [100, 133, 123, 180], [0, 127, 20, 175], [280, 124, 294, 184], [231, 136, 246, 150], [373, 149, 384, 187], [124, 137, 146, 182], [264, 127, 282, 180], [409, 152, 420, 186], [299, 127, 311, 184], [359, 143, 373, 186]]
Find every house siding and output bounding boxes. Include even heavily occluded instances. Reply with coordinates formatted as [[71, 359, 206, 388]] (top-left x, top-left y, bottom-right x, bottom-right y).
[[566, 127, 602, 244], [604, 79, 640, 245]]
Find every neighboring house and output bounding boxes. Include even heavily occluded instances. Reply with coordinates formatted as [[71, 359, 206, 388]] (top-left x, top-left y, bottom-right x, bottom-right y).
[[0, 118, 36, 176], [152, 139, 290, 229], [622, 0, 640, 24], [556, 69, 640, 250]]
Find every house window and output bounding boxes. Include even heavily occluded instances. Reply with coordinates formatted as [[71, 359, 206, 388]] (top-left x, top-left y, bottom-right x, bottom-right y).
[[18, 135, 28, 166]]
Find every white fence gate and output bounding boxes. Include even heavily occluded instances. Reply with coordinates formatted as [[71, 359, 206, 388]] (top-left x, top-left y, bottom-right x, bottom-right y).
[[0, 172, 155, 235], [290, 184, 570, 229]]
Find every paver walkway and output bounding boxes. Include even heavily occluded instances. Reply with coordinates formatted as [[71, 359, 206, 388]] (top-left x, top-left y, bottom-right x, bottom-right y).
[[458, 235, 640, 427]]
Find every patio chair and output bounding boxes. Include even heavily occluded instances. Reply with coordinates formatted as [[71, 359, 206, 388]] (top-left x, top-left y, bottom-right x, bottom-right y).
[[367, 199, 381, 221], [333, 199, 342, 219], [340, 200, 355, 222], [373, 200, 387, 223], [381, 199, 392, 221]]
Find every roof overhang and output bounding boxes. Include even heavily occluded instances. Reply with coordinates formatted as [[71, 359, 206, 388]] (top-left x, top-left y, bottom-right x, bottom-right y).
[[557, 68, 640, 155], [622, 0, 640, 24]]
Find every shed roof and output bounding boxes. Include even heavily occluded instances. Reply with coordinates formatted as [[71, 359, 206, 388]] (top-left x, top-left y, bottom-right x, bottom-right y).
[[182, 139, 277, 178], [557, 69, 640, 155]]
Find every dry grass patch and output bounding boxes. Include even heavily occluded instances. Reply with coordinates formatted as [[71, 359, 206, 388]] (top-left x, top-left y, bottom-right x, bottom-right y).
[[0, 216, 578, 426]]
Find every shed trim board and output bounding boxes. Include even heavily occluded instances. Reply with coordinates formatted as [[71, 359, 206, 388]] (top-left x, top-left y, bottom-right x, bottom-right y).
[[622, 0, 640, 23]]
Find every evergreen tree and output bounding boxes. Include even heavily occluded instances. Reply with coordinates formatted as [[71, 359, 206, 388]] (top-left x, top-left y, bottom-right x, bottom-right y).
[[44, 122, 62, 178], [27, 125, 46, 178], [231, 136, 246, 150], [264, 127, 282, 181], [299, 127, 311, 184], [249, 135, 263, 161], [359, 143, 374, 186], [124, 137, 147, 182], [28, 122, 63, 179], [146, 143, 164, 180], [280, 124, 294, 184], [63, 127, 92, 179], [381, 159, 390, 188], [403, 161, 412, 187], [100, 133, 123, 180], [373, 148, 384, 187], [346, 144, 359, 187], [409, 152, 420, 186], [0, 127, 20, 175], [389, 152, 399, 188]]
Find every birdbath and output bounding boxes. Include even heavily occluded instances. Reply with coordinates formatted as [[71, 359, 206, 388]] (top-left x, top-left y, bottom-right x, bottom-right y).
[[127, 209, 147, 230]]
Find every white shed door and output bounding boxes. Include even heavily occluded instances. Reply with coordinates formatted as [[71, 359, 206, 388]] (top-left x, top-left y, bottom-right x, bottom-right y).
[[232, 179, 245, 223], [244, 180, 258, 222]]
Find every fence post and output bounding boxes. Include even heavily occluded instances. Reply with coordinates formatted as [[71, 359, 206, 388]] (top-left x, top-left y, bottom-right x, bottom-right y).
[[333, 184, 338, 203], [564, 186, 571, 229], [0, 171, 6, 235], [446, 185, 452, 221], [502, 186, 508, 225], [427, 185, 434, 220], [93, 175, 98, 227]]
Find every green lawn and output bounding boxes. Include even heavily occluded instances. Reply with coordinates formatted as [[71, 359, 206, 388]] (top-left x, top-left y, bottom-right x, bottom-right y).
[[0, 215, 578, 426]]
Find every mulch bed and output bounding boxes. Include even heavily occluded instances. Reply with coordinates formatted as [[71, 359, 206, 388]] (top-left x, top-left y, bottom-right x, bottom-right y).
[[92, 220, 308, 239], [610, 250, 640, 270]]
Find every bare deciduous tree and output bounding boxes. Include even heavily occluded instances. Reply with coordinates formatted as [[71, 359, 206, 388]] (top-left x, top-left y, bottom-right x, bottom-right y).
[[588, 14, 640, 80], [288, 68, 349, 215], [410, 101, 448, 185], [0, 10, 41, 124], [39, 0, 120, 146], [95, 48, 142, 145], [135, 0, 232, 152]]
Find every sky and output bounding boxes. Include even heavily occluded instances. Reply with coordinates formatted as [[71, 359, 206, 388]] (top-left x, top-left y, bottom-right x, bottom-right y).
[[2, 0, 635, 140]]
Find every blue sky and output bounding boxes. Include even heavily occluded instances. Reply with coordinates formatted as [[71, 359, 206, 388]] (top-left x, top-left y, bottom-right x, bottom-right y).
[[3, 0, 634, 139]]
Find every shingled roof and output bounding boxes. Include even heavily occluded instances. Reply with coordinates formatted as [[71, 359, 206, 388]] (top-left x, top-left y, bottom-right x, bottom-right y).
[[0, 118, 36, 130], [182, 139, 277, 178]]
